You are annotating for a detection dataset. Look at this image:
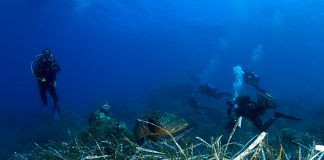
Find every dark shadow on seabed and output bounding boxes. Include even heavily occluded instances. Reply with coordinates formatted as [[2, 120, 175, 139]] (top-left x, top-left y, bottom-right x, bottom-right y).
[[0, 109, 87, 159]]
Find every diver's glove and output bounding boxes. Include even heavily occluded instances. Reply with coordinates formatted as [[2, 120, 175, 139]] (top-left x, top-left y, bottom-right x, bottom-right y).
[[38, 77, 46, 82]]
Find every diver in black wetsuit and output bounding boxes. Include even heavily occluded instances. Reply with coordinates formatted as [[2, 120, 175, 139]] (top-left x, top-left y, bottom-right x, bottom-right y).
[[187, 95, 214, 114], [187, 84, 231, 114], [198, 84, 231, 99], [187, 96, 203, 114], [225, 94, 302, 132], [32, 48, 61, 119], [243, 69, 271, 96]]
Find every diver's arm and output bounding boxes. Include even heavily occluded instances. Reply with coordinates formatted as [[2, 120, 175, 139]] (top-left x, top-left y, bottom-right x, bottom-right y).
[[54, 64, 61, 72], [225, 107, 237, 131], [33, 63, 44, 78], [227, 107, 237, 120], [255, 87, 271, 96], [33, 69, 46, 82], [51, 60, 61, 72]]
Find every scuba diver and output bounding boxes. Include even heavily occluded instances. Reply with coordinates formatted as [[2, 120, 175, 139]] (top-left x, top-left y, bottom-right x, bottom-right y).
[[198, 84, 231, 99], [31, 48, 61, 120], [243, 69, 271, 97], [225, 93, 302, 132], [187, 84, 231, 114], [187, 95, 212, 114]]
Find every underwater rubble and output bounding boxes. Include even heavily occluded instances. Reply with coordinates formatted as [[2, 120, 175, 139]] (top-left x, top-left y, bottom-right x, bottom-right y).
[[11, 104, 324, 160]]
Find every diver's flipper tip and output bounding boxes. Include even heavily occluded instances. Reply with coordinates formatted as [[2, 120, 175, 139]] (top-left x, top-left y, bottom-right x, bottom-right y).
[[52, 111, 60, 121], [274, 112, 302, 121]]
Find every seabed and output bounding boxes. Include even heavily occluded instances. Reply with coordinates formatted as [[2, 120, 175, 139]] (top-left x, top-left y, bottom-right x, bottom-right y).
[[11, 107, 324, 160]]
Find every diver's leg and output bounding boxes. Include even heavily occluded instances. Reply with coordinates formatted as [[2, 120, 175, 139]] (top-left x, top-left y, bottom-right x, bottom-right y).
[[213, 93, 222, 99], [38, 81, 48, 106], [48, 83, 59, 106], [193, 107, 200, 114], [262, 117, 278, 131], [52, 104, 61, 120], [224, 107, 238, 132], [215, 92, 231, 99], [274, 112, 303, 121], [250, 116, 266, 132], [224, 119, 236, 132], [48, 83, 61, 119], [254, 86, 273, 99]]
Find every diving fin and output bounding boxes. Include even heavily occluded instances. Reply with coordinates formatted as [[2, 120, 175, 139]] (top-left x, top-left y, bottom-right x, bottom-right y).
[[52, 105, 61, 121], [52, 111, 60, 121], [274, 112, 302, 121]]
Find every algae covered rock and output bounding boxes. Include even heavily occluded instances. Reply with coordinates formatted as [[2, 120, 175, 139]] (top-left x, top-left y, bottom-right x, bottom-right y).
[[280, 128, 315, 145], [77, 103, 135, 156], [79, 110, 134, 143], [12, 103, 136, 159]]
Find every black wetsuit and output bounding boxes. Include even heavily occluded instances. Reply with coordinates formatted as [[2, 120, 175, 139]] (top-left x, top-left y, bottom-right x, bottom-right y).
[[243, 71, 269, 95], [33, 58, 61, 109], [198, 84, 231, 99], [225, 95, 278, 132], [188, 84, 231, 114], [187, 96, 204, 114]]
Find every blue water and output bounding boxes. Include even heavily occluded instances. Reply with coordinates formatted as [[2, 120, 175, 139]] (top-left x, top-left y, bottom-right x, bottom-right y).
[[1, 0, 324, 158]]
